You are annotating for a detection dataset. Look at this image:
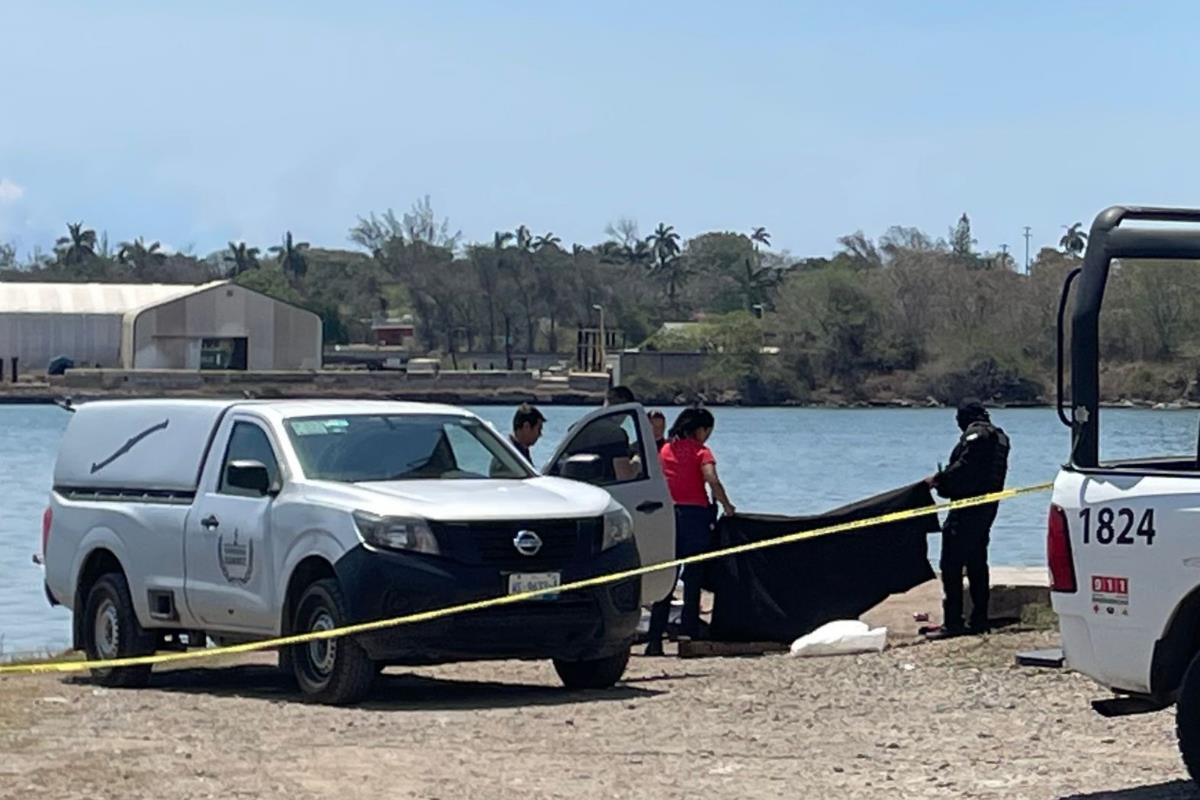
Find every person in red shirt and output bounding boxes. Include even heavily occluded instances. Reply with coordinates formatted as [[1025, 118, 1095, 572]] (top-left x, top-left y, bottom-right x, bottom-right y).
[[644, 407, 735, 656]]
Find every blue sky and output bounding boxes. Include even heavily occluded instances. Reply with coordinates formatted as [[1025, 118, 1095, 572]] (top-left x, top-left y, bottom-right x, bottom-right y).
[[2, 1, 1199, 260]]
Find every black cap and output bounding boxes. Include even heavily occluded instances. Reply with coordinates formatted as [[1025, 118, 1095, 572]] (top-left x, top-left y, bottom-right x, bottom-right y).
[[956, 399, 989, 426]]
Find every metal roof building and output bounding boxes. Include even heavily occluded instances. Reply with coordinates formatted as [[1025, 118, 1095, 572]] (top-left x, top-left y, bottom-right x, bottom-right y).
[[0, 281, 322, 373]]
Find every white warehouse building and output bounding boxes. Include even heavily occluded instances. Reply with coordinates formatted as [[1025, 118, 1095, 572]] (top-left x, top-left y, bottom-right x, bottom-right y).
[[0, 281, 322, 372]]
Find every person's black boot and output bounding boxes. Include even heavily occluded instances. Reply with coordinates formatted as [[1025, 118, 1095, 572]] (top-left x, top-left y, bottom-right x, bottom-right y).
[[924, 624, 968, 641]]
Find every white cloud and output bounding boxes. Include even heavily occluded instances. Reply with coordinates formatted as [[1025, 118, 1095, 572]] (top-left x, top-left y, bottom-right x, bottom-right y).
[[0, 178, 25, 205]]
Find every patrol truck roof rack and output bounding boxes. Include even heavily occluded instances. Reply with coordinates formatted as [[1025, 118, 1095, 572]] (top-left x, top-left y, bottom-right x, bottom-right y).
[[1067, 205, 1200, 467]]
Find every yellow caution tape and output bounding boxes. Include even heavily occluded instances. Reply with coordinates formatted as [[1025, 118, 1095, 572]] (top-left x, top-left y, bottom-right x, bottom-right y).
[[0, 482, 1054, 676]]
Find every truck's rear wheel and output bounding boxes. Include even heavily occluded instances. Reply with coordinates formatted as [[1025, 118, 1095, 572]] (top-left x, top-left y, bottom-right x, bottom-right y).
[[553, 646, 630, 690], [287, 578, 376, 705], [1178, 651, 1200, 782], [81, 573, 154, 688]]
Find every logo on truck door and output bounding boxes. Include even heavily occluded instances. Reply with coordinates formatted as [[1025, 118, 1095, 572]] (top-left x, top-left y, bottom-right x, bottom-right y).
[[218, 529, 254, 584]]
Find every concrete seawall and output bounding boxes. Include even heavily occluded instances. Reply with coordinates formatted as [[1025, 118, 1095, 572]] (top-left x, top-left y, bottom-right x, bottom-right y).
[[0, 369, 612, 405]]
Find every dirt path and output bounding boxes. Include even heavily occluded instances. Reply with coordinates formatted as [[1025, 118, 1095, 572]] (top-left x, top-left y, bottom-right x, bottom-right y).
[[0, 630, 1195, 800]]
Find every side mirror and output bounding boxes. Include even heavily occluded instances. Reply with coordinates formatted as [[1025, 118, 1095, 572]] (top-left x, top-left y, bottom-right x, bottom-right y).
[[226, 459, 274, 496], [560, 453, 604, 483]]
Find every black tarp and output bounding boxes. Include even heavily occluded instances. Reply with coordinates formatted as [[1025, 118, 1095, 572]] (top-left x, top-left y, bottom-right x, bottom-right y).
[[707, 482, 940, 643]]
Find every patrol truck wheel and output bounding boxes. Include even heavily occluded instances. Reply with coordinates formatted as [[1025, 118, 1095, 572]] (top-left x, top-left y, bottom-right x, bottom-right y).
[[553, 646, 630, 690], [1177, 651, 1200, 782], [289, 578, 376, 705], [81, 572, 154, 688]]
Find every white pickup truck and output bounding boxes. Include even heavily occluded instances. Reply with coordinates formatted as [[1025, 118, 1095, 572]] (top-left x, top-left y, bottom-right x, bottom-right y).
[[1050, 206, 1200, 781], [42, 398, 676, 704]]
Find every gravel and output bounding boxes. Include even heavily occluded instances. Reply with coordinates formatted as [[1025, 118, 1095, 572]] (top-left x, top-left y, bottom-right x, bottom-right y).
[[0, 629, 1196, 800]]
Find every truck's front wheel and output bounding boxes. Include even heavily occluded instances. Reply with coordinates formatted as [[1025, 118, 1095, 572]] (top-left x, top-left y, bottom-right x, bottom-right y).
[[287, 578, 376, 705], [1177, 651, 1200, 782], [553, 646, 631, 690], [81, 573, 154, 688]]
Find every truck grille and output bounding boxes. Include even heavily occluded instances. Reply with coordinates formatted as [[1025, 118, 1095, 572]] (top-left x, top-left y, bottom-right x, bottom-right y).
[[432, 518, 601, 568]]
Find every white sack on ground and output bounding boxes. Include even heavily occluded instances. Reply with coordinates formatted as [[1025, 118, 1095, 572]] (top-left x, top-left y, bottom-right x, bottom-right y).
[[787, 620, 887, 657]]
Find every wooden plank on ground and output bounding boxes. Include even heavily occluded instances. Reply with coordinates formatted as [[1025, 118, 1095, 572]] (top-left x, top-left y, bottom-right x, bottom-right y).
[[677, 639, 788, 659]]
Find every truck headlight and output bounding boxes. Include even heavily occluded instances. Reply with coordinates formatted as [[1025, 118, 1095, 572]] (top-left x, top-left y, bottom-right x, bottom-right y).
[[601, 508, 634, 551], [353, 511, 440, 555]]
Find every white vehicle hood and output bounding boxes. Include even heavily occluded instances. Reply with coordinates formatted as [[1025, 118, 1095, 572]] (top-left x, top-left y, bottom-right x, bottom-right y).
[[347, 476, 613, 521]]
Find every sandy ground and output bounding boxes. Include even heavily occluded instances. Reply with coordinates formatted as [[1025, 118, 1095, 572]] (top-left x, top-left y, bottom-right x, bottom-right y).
[[0, 625, 1197, 800]]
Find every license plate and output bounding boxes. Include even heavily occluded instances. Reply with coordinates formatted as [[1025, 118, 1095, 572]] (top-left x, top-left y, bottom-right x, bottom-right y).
[[508, 572, 561, 600]]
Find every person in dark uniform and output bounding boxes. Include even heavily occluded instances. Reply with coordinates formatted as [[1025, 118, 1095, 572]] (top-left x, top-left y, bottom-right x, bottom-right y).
[[926, 400, 1011, 639]]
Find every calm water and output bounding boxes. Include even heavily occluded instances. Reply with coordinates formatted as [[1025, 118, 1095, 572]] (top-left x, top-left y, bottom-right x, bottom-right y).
[[2, 403, 1197, 656]]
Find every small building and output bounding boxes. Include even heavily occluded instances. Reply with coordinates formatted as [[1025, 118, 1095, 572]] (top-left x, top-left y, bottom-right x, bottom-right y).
[[370, 317, 416, 348], [0, 280, 322, 372]]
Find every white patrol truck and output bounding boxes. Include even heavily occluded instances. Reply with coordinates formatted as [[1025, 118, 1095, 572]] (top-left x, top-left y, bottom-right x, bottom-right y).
[[1051, 206, 1200, 781], [42, 398, 676, 704]]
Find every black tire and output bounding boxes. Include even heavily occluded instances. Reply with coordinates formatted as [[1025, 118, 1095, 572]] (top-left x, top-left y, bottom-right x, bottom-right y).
[[1178, 651, 1200, 782], [553, 646, 631, 690], [80, 572, 154, 688], [286, 578, 376, 705]]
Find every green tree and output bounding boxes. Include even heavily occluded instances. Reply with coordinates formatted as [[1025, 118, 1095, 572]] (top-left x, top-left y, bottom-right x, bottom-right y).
[[1060, 222, 1088, 257], [234, 260, 304, 305], [950, 213, 976, 260], [750, 226, 771, 250], [270, 231, 310, 281], [55, 222, 97, 266], [741, 226, 779, 311], [835, 231, 882, 269], [534, 232, 566, 352], [224, 242, 262, 277], [468, 231, 513, 351], [509, 225, 540, 350], [684, 232, 755, 312], [647, 223, 688, 311], [117, 237, 167, 277]]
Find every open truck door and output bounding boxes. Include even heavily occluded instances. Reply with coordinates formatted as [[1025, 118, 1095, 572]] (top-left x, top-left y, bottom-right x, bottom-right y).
[[545, 403, 676, 605]]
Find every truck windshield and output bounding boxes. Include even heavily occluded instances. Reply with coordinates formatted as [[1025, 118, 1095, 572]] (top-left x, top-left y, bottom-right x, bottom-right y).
[[285, 414, 532, 482]]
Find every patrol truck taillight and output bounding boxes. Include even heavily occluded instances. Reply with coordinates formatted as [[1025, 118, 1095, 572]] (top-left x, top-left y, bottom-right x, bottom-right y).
[[41, 507, 52, 562], [1047, 503, 1076, 593]]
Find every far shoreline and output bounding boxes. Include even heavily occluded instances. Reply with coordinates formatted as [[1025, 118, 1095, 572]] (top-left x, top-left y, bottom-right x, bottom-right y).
[[1, 389, 1196, 412]]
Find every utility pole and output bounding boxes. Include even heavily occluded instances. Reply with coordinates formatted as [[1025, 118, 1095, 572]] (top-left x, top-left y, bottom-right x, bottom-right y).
[[999, 243, 1010, 270], [1023, 226, 1032, 274]]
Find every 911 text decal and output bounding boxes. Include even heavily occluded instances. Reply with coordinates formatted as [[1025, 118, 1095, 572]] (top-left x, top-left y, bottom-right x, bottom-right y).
[[1079, 507, 1156, 545]]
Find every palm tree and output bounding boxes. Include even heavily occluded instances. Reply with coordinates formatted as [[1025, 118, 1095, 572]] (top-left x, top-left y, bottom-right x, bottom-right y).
[[224, 242, 262, 277], [741, 226, 777, 310], [509, 225, 540, 351], [646, 223, 687, 310], [1060, 223, 1088, 257], [648, 223, 681, 262], [531, 232, 565, 351], [533, 232, 561, 251], [750, 226, 771, 250], [270, 231, 310, 281], [738, 257, 781, 311], [472, 231, 514, 350], [117, 237, 167, 277], [55, 222, 97, 266]]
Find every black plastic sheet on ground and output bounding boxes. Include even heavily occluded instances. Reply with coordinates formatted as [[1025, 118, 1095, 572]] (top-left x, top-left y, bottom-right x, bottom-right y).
[[707, 482, 939, 643]]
